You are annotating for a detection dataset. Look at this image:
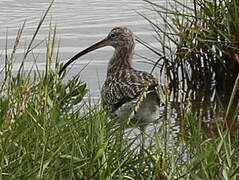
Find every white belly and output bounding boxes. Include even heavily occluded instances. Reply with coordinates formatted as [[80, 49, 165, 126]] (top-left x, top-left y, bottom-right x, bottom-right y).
[[113, 92, 160, 125]]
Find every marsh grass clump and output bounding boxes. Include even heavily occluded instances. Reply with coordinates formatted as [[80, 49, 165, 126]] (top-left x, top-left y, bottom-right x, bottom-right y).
[[142, 0, 239, 90], [178, 113, 239, 179]]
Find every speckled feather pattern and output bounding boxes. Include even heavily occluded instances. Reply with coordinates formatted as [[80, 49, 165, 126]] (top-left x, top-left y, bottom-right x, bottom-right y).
[[101, 65, 159, 112], [100, 27, 160, 115]]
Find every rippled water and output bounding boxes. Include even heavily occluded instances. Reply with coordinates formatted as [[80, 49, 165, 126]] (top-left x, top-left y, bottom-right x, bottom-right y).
[[0, 0, 160, 97]]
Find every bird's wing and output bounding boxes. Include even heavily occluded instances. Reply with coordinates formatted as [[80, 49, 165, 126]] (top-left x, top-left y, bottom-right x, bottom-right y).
[[101, 69, 159, 111]]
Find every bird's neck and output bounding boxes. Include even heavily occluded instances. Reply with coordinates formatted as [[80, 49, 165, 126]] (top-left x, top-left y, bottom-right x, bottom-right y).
[[107, 46, 134, 73]]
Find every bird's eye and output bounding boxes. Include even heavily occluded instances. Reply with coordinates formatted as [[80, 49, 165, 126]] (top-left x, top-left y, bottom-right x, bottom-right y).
[[110, 33, 115, 38]]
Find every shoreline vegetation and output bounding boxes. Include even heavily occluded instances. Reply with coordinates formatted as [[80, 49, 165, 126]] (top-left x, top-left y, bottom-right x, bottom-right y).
[[141, 0, 239, 90], [0, 0, 238, 179]]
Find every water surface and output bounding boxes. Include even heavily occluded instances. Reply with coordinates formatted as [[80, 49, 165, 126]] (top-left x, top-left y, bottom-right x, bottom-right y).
[[0, 0, 159, 97]]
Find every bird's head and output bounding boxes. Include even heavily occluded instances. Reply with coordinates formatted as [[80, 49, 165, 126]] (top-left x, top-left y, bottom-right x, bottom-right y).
[[106, 27, 135, 49]]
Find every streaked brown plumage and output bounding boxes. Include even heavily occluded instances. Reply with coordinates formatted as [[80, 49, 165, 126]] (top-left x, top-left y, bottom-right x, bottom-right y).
[[60, 27, 160, 123]]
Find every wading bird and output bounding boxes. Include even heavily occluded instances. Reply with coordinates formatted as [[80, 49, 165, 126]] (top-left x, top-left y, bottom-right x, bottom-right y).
[[59, 27, 160, 125]]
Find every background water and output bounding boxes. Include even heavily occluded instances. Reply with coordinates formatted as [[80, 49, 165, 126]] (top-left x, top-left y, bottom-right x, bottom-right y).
[[0, 0, 159, 97]]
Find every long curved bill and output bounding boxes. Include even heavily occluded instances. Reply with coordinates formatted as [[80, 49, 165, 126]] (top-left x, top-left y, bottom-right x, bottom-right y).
[[59, 38, 109, 76]]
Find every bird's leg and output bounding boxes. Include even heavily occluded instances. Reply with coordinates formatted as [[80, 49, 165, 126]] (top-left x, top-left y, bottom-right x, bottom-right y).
[[139, 125, 146, 153]]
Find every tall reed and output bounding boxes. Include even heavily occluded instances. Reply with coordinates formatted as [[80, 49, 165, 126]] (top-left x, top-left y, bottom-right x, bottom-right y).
[[141, 0, 239, 90]]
